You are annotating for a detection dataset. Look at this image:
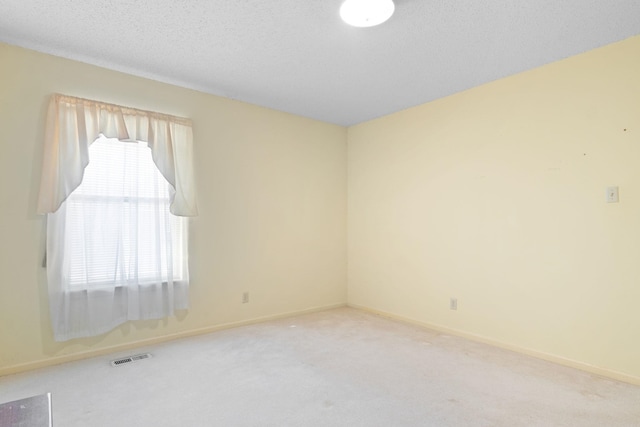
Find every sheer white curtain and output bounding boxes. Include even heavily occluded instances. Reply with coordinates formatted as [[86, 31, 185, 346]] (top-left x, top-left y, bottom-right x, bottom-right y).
[[38, 94, 198, 342]]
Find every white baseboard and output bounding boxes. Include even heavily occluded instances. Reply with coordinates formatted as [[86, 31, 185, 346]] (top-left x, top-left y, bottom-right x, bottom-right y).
[[0, 302, 347, 377], [348, 303, 640, 386]]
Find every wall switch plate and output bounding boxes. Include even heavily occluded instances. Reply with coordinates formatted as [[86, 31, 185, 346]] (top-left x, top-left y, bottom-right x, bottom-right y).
[[606, 186, 619, 203], [450, 297, 457, 310], [242, 292, 249, 304]]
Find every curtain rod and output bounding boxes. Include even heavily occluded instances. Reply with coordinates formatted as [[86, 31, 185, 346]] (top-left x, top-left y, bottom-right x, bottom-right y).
[[53, 93, 193, 126]]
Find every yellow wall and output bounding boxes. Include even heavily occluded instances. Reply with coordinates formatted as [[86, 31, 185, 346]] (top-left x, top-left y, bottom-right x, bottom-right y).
[[3, 36, 640, 383], [348, 36, 640, 382], [0, 43, 347, 374]]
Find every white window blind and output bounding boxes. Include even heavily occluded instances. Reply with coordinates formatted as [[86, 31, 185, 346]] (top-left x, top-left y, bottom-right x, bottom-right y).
[[64, 136, 187, 289]]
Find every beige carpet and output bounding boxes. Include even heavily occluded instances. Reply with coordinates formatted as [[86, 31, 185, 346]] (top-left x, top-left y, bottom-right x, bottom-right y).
[[1, 308, 639, 426]]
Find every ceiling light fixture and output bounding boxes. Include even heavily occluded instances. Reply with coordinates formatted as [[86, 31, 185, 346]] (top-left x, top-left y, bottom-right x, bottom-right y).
[[340, 0, 395, 27]]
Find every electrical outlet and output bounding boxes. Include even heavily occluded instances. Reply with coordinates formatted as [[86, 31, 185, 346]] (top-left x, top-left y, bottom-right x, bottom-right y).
[[242, 292, 249, 304], [450, 297, 457, 311]]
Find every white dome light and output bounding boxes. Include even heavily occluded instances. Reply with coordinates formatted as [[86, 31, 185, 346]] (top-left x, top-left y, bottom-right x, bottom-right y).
[[340, 0, 395, 28]]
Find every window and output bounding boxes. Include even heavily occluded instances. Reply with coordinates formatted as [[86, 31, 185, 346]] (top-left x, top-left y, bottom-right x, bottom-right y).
[[64, 136, 187, 290], [39, 94, 197, 342]]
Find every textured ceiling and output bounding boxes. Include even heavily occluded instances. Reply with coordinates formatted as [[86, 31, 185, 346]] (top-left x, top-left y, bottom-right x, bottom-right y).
[[1, 0, 639, 126]]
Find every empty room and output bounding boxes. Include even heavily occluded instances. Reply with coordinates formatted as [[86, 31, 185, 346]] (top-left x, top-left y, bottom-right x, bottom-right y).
[[1, 1, 640, 425]]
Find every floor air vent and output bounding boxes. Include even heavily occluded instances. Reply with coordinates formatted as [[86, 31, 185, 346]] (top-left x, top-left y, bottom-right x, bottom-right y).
[[110, 353, 152, 367]]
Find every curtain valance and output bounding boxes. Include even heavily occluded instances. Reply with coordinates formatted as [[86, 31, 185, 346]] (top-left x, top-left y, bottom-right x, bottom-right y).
[[37, 94, 198, 216]]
